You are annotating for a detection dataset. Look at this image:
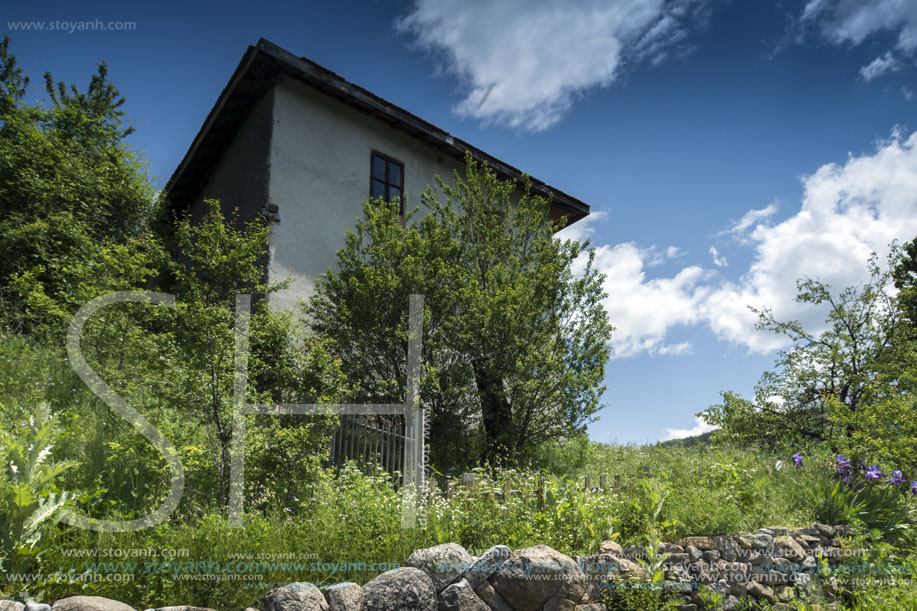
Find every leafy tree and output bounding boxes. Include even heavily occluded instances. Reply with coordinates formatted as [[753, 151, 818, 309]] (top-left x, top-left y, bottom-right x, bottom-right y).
[[700, 246, 916, 456], [0, 37, 156, 334], [308, 155, 612, 469], [892, 234, 917, 328], [155, 200, 343, 504]]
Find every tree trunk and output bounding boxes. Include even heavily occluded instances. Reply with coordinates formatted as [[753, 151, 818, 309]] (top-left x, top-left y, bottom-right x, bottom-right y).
[[473, 362, 513, 467]]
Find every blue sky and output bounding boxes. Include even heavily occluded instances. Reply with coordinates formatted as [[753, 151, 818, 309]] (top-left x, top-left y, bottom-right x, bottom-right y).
[[5, 0, 917, 444]]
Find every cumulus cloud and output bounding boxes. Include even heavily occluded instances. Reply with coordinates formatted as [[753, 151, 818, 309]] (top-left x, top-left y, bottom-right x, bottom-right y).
[[666, 245, 685, 258], [800, 0, 917, 54], [397, 0, 710, 131], [586, 129, 917, 358], [589, 242, 713, 358], [662, 416, 717, 440], [860, 51, 901, 81]]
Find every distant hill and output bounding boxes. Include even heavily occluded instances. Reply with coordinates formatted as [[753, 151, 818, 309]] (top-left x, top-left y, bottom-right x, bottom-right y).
[[658, 430, 715, 448]]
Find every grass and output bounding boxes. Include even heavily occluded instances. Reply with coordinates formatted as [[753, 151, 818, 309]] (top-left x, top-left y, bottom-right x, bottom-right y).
[[2, 333, 916, 610]]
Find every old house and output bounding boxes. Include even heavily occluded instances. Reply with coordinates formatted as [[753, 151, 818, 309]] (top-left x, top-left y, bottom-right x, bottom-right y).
[[164, 38, 591, 310]]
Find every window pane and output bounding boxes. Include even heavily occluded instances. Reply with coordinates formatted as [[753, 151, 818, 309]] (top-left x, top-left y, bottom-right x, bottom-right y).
[[372, 156, 387, 180], [389, 186, 401, 201], [371, 179, 386, 199], [389, 163, 402, 187]]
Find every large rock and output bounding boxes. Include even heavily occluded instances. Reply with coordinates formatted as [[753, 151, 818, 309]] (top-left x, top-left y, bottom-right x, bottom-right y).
[[774, 536, 806, 562], [52, 597, 136, 611], [263, 583, 329, 611], [597, 540, 624, 557], [1, 602, 25, 611], [580, 554, 645, 581], [458, 545, 511, 590], [438, 579, 488, 611], [406, 543, 473, 592], [490, 545, 586, 611], [362, 568, 436, 611], [472, 582, 514, 611], [678, 537, 716, 550], [714, 536, 739, 562], [746, 581, 775, 602], [320, 583, 363, 611]]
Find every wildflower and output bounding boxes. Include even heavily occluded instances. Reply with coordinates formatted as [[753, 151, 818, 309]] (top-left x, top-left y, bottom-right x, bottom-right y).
[[864, 465, 883, 480], [887, 470, 906, 484], [792, 453, 803, 467], [911, 481, 917, 497]]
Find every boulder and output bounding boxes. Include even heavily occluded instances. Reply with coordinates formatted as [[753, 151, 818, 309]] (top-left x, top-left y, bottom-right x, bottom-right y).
[[406, 543, 473, 592], [320, 583, 363, 611], [1, 602, 25, 611], [490, 545, 585, 611], [52, 597, 136, 611], [438, 579, 488, 611], [678, 537, 716, 550], [746, 581, 775, 602], [362, 568, 436, 611], [774, 536, 806, 562], [457, 545, 511, 590], [263, 583, 328, 611], [713, 536, 739, 562], [471, 582, 513, 611], [597, 540, 624, 557]]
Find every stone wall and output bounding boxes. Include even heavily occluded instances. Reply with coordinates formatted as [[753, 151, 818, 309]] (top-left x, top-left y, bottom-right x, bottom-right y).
[[1, 524, 850, 611]]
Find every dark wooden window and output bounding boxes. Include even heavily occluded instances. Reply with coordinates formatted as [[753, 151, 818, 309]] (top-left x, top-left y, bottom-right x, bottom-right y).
[[370, 151, 404, 215]]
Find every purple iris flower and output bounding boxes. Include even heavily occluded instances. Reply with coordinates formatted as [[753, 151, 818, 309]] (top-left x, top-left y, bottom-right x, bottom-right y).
[[911, 481, 917, 496], [865, 465, 883, 480], [792, 453, 803, 467], [887, 470, 906, 484]]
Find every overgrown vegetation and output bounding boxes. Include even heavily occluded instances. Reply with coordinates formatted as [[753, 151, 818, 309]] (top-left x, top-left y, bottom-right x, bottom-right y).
[[1, 36, 915, 611]]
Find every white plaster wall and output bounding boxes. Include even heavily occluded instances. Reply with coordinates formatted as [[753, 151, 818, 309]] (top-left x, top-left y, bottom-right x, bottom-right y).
[[267, 76, 464, 311]]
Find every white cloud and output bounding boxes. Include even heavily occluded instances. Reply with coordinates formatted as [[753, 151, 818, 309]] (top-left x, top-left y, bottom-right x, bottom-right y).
[[587, 128, 917, 358], [800, 0, 917, 53], [719, 203, 778, 239], [556, 210, 606, 243], [666, 245, 685, 258], [662, 416, 716, 440], [397, 0, 710, 131], [658, 341, 693, 356], [709, 246, 728, 267], [903, 86, 915, 100], [703, 129, 917, 351], [859, 51, 901, 81], [590, 242, 713, 358]]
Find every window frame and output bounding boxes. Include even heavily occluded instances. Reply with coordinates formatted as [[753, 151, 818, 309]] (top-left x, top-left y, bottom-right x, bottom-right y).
[[369, 150, 405, 215]]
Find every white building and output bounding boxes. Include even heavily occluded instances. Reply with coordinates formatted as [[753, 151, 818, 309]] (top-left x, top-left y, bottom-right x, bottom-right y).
[[165, 39, 591, 309]]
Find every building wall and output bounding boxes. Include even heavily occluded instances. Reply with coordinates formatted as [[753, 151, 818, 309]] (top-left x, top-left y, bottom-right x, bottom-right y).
[[267, 76, 465, 311]]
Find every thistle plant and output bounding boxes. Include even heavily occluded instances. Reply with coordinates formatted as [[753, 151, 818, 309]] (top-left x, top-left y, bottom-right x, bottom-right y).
[[0, 403, 72, 582]]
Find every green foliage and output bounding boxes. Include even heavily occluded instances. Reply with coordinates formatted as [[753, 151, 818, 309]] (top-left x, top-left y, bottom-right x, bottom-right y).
[[0, 404, 73, 584], [700, 246, 917, 460], [0, 37, 157, 335], [892, 234, 917, 327], [308, 154, 612, 470]]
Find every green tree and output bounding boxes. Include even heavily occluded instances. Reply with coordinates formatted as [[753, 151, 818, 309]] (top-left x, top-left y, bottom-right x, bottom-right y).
[[308, 155, 612, 469], [0, 37, 156, 333], [157, 200, 343, 504], [892, 234, 917, 328], [700, 246, 916, 454]]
